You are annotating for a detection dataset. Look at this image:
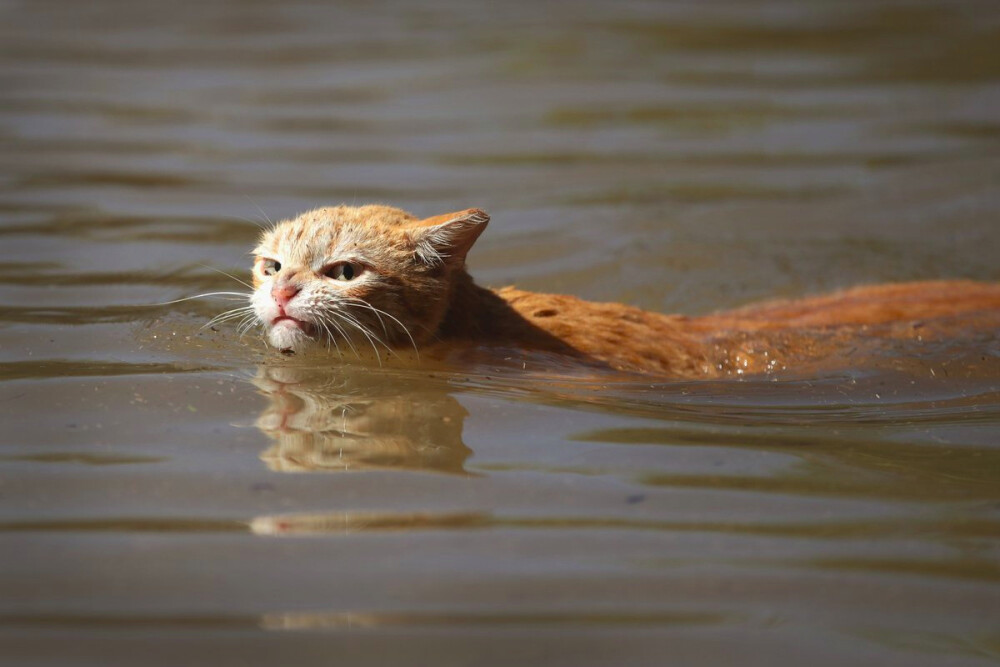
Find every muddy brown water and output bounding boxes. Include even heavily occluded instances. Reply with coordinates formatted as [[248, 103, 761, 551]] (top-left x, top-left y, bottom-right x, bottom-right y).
[[2, 1, 1000, 665]]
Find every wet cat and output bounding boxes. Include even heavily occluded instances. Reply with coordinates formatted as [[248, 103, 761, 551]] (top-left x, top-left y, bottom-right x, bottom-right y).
[[249, 205, 1000, 378]]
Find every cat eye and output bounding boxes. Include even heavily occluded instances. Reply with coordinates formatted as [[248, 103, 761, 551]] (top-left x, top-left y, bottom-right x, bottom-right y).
[[260, 259, 281, 276], [324, 261, 363, 282]]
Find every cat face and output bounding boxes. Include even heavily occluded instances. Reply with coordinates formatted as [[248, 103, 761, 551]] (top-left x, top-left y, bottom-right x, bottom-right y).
[[251, 205, 488, 353]]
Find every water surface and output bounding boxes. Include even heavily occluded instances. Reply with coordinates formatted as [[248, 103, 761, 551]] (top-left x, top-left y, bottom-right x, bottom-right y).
[[2, 1, 999, 665]]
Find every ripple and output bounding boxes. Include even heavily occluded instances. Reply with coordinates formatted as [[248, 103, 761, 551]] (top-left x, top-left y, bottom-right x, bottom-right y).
[[0, 452, 169, 466], [0, 360, 217, 381], [0, 609, 732, 631]]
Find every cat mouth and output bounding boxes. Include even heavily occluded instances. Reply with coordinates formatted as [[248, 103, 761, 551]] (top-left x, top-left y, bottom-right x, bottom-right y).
[[272, 315, 316, 336]]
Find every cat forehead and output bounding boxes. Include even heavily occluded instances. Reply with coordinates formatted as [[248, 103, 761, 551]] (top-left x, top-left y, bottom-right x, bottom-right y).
[[254, 205, 416, 261], [297, 205, 417, 228]]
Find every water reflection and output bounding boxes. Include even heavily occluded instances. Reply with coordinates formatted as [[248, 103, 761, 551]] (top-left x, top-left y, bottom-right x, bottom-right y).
[[259, 609, 730, 631], [252, 364, 472, 474], [250, 511, 490, 536]]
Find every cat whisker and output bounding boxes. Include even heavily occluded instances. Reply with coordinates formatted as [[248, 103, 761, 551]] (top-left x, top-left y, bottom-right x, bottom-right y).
[[235, 214, 268, 231], [204, 308, 256, 327], [336, 309, 396, 361], [315, 319, 331, 352], [323, 312, 362, 361], [148, 291, 252, 307], [324, 324, 344, 359], [203, 314, 254, 332], [343, 297, 420, 360], [311, 317, 334, 354], [332, 310, 385, 366], [342, 296, 388, 336], [318, 320, 344, 358], [245, 196, 275, 228], [357, 321, 404, 361], [203, 306, 257, 330], [236, 322, 254, 340], [335, 313, 381, 365], [196, 264, 255, 291], [209, 303, 256, 316], [237, 314, 261, 338]]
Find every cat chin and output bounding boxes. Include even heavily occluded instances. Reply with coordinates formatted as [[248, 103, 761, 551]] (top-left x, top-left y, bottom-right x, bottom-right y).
[[267, 320, 314, 352]]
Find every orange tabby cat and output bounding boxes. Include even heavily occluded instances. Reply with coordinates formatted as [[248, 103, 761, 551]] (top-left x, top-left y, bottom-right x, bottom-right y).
[[250, 205, 1000, 378]]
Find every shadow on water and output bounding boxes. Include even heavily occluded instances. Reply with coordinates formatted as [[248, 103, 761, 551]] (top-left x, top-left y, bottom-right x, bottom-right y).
[[252, 364, 472, 475]]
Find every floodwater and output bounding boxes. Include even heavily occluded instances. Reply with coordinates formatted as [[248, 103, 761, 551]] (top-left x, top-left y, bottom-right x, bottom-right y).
[[2, 1, 999, 665]]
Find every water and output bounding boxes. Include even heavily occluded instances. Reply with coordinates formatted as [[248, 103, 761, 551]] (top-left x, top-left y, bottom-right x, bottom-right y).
[[2, 1, 1000, 665]]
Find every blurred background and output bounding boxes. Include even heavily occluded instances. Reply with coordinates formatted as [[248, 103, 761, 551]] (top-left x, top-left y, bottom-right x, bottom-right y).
[[2, 0, 998, 318], [2, 1, 1000, 665]]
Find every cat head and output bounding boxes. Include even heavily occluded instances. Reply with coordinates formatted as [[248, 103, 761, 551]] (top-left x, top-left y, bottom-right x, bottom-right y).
[[251, 204, 488, 353]]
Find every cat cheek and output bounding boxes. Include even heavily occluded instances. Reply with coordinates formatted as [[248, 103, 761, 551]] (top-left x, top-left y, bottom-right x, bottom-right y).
[[251, 287, 280, 322]]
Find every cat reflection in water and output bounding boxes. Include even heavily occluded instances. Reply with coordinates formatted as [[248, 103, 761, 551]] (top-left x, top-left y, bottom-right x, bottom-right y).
[[253, 365, 471, 474], [237, 204, 1000, 378]]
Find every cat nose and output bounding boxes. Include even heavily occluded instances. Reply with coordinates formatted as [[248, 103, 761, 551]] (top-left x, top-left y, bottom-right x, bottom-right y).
[[271, 283, 300, 307]]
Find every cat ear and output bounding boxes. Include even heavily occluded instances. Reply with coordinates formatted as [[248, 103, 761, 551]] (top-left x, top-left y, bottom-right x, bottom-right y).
[[408, 208, 489, 267]]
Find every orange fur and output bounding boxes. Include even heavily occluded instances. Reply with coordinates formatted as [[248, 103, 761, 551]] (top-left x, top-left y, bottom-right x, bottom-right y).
[[250, 205, 1000, 378]]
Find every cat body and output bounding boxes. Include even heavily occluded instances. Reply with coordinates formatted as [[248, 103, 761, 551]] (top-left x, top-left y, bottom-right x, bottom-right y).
[[250, 205, 1000, 378]]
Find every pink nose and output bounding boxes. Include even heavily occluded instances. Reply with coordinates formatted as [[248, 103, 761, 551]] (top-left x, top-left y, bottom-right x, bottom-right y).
[[271, 283, 300, 307]]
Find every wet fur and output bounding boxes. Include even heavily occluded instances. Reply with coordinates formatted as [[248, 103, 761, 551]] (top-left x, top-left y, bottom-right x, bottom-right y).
[[249, 205, 1000, 378]]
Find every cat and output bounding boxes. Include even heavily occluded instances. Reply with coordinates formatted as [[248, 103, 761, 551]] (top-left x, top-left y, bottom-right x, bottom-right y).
[[248, 205, 1000, 378]]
